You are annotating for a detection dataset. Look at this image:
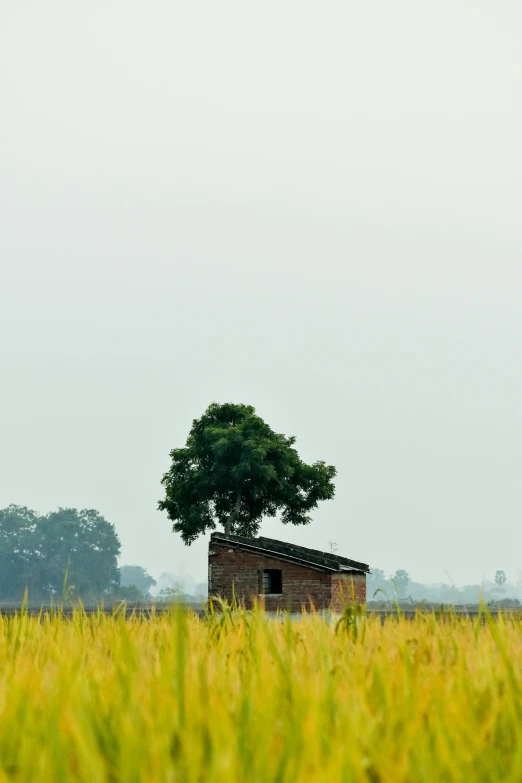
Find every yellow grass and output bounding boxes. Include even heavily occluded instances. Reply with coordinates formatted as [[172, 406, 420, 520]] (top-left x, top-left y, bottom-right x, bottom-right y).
[[0, 603, 520, 782]]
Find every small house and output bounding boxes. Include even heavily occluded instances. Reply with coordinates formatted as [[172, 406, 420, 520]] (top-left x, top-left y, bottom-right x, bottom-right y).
[[208, 532, 369, 612]]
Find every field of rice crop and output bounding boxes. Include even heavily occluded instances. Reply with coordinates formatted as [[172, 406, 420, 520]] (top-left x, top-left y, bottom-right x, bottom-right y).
[[0, 604, 520, 782]]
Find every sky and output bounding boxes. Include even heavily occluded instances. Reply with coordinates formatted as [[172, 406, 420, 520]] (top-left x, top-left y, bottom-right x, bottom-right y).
[[1, 1, 522, 586]]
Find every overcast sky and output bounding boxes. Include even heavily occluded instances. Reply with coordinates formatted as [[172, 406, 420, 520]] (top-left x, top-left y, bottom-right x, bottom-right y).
[[1, 1, 521, 586]]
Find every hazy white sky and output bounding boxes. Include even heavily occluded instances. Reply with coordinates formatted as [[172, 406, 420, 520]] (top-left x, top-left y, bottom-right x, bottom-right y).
[[1, 1, 521, 585]]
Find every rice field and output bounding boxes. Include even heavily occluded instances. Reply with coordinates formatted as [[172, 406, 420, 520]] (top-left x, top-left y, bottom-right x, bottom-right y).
[[0, 603, 521, 782]]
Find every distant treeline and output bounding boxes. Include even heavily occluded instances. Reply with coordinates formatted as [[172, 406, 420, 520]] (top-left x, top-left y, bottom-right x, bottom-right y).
[[0, 505, 207, 605], [368, 568, 519, 605], [0, 505, 120, 600]]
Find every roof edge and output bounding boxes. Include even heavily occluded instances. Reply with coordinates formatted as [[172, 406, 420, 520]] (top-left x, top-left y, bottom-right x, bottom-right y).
[[210, 532, 369, 574]]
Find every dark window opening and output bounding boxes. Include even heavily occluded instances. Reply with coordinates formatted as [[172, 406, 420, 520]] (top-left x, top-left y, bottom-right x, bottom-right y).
[[261, 569, 282, 595]]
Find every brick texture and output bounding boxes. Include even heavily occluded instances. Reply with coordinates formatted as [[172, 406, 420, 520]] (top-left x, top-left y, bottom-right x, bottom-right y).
[[209, 542, 366, 612], [330, 573, 366, 611]]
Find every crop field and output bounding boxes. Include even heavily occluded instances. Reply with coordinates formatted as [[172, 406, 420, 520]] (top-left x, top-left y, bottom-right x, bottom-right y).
[[0, 604, 521, 782]]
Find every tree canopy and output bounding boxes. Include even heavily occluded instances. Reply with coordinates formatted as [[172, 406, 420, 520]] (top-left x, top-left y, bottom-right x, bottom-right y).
[[392, 569, 411, 598], [120, 565, 157, 596], [159, 402, 337, 544], [0, 505, 121, 600], [495, 570, 507, 590]]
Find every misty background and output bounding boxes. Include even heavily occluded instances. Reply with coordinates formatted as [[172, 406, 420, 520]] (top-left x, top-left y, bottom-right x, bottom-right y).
[[1, 1, 521, 589]]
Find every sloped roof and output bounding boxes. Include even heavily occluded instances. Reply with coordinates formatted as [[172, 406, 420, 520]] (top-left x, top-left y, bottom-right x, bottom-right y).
[[210, 532, 369, 574]]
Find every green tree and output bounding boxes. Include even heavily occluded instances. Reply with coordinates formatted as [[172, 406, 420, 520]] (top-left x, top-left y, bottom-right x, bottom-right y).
[[36, 508, 121, 598], [159, 586, 179, 602], [494, 570, 507, 592], [0, 506, 121, 600], [116, 585, 144, 602], [120, 565, 156, 596], [0, 505, 39, 597], [159, 402, 337, 544], [392, 569, 411, 598]]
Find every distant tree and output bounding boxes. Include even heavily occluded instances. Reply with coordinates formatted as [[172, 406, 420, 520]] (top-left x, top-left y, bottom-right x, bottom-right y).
[[116, 585, 144, 602], [159, 402, 336, 544], [0, 505, 121, 600], [494, 570, 507, 592], [120, 565, 157, 596], [159, 586, 179, 602], [37, 508, 121, 598], [367, 568, 389, 600], [327, 541, 339, 553], [439, 584, 460, 604], [0, 505, 39, 597], [157, 572, 178, 588], [392, 569, 411, 598]]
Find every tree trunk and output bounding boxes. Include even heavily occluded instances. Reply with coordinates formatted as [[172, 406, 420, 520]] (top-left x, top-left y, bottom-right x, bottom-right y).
[[224, 489, 241, 537]]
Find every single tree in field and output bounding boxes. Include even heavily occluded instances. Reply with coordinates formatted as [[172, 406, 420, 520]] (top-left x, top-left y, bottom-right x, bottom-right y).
[[494, 570, 507, 593], [392, 569, 411, 598], [159, 402, 337, 544]]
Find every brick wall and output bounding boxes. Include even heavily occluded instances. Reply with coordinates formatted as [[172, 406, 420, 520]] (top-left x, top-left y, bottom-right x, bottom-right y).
[[330, 573, 366, 611], [209, 543, 333, 612]]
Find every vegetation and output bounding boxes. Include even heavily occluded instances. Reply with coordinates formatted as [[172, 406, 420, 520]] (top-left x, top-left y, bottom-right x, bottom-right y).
[[159, 402, 336, 543], [368, 567, 520, 606], [115, 585, 145, 602], [391, 568, 410, 598], [119, 565, 157, 597], [156, 572, 208, 603], [495, 569, 507, 591], [1, 604, 522, 781], [0, 505, 120, 600]]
